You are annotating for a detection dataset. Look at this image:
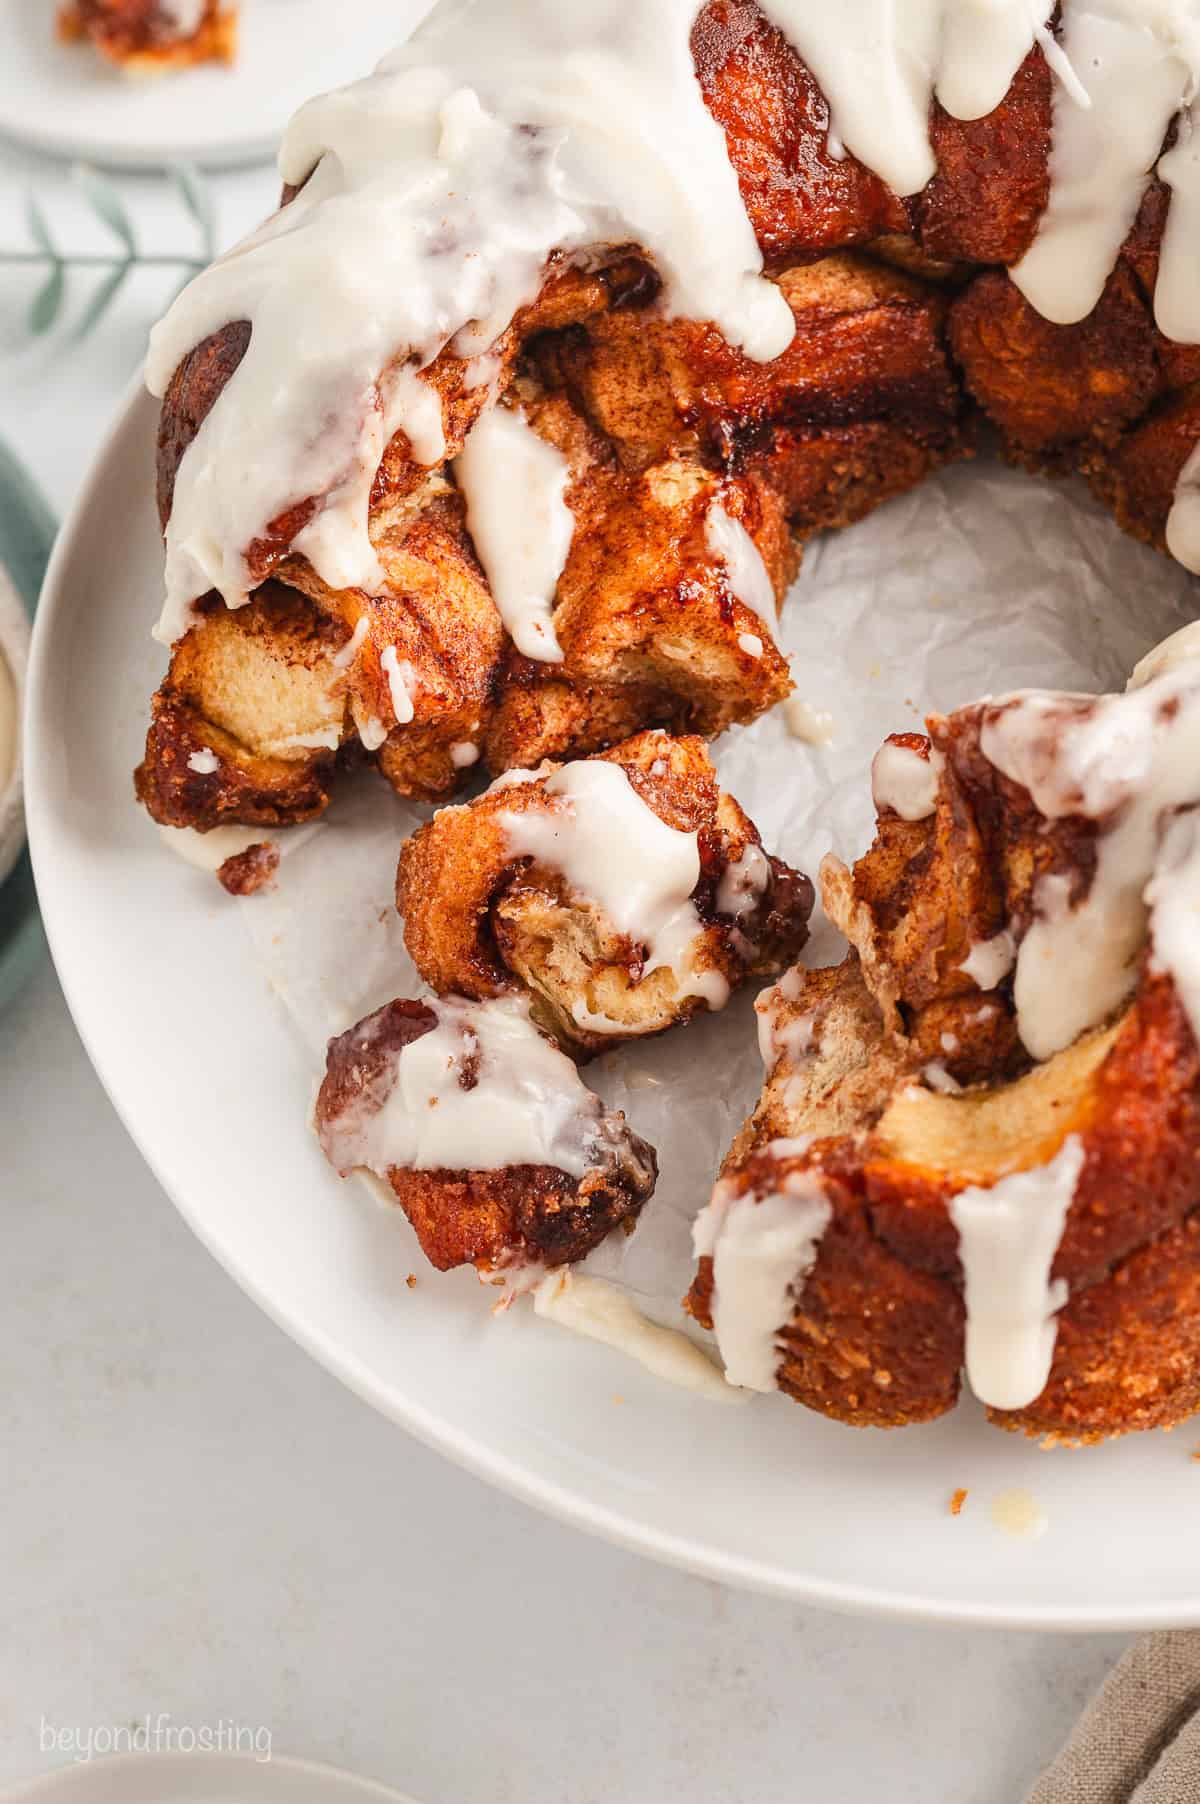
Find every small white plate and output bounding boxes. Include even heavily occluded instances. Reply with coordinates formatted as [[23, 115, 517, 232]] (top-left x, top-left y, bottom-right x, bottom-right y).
[[4, 1754, 421, 1804], [26, 379, 1200, 1631], [0, 0, 434, 171]]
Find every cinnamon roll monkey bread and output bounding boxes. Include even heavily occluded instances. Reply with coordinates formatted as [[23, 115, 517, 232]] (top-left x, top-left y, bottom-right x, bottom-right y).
[[137, 0, 1200, 1434], [58, 0, 236, 71]]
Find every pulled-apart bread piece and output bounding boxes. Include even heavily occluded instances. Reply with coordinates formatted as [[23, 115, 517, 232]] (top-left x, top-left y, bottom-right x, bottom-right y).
[[688, 637, 1200, 1440], [315, 994, 656, 1279], [397, 731, 814, 1057], [136, 475, 504, 826], [459, 386, 800, 774], [58, 0, 236, 70]]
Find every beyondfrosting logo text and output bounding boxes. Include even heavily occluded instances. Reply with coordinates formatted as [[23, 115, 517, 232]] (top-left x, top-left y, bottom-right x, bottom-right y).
[[38, 1714, 273, 1764]]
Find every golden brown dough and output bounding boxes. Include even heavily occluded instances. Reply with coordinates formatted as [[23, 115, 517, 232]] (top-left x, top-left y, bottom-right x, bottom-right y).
[[397, 731, 814, 1057], [315, 997, 657, 1276]]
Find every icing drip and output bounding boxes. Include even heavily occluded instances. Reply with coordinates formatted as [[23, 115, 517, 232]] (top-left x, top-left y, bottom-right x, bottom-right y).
[[782, 697, 835, 746], [978, 650, 1200, 1058], [715, 842, 770, 920], [754, 964, 804, 1067], [454, 404, 574, 662], [1156, 101, 1200, 342], [1145, 808, 1200, 1037], [1012, 1, 1200, 328], [757, 0, 1054, 197], [871, 741, 943, 821], [381, 645, 416, 724], [1129, 619, 1200, 686], [950, 1136, 1084, 1410], [959, 929, 1017, 990], [704, 503, 779, 642], [147, 0, 795, 641], [692, 1168, 831, 1391], [1167, 441, 1200, 571], [532, 1271, 736, 1400], [499, 759, 731, 1010], [318, 993, 631, 1177]]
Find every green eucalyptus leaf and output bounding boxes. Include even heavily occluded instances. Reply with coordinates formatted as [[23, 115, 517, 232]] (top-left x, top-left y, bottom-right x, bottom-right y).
[[29, 263, 66, 335], [73, 260, 131, 339], [169, 162, 216, 263], [74, 165, 137, 256], [26, 194, 54, 256]]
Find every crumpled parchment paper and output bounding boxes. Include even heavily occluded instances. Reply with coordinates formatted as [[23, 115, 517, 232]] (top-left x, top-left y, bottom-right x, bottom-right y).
[[238, 456, 1199, 1344]]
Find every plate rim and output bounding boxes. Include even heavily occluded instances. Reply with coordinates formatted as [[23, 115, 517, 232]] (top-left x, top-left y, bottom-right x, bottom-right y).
[[2, 1751, 423, 1804], [26, 375, 1200, 1636]]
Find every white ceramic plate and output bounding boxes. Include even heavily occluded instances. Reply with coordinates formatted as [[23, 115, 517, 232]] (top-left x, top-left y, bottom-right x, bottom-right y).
[[26, 380, 1200, 1631], [4, 1753, 420, 1804], [0, 0, 433, 171]]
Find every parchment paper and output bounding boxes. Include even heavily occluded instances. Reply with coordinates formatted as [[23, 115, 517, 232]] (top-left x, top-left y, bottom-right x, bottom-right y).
[[237, 457, 1199, 1343]]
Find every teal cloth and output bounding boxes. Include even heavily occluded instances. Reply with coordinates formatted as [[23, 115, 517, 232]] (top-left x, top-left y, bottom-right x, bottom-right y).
[[0, 435, 56, 1014]]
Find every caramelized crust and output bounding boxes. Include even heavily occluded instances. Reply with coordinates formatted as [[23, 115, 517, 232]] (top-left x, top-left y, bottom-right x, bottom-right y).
[[397, 731, 813, 1056], [315, 999, 656, 1274], [950, 265, 1162, 458], [691, 1, 908, 265], [692, 956, 1200, 1437]]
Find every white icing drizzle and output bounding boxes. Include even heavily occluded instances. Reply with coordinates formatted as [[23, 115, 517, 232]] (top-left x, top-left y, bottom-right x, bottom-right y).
[[922, 1060, 963, 1094], [782, 696, 835, 746], [187, 748, 219, 775], [332, 615, 370, 671], [450, 740, 480, 768], [532, 1271, 738, 1400], [692, 1168, 831, 1392], [871, 740, 943, 821], [454, 404, 574, 662], [704, 503, 779, 642], [715, 841, 770, 921], [381, 645, 416, 725], [1156, 100, 1200, 341], [738, 632, 764, 659], [157, 821, 319, 872], [959, 928, 1017, 990], [754, 963, 805, 1067], [146, 0, 794, 642], [978, 654, 1200, 1057], [163, 0, 208, 33], [1129, 619, 1200, 687], [499, 758, 730, 1010], [1167, 441, 1200, 571], [1145, 807, 1200, 1036], [950, 1135, 1084, 1411], [319, 993, 632, 1177], [354, 709, 389, 753], [1014, 2, 1200, 329], [757, 0, 1055, 199]]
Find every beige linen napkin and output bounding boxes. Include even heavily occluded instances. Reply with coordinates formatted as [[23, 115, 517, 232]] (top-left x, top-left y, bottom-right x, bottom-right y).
[[1027, 1634, 1200, 1803]]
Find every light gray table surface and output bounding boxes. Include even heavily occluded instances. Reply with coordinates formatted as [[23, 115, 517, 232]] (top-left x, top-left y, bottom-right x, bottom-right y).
[[0, 136, 1128, 1804]]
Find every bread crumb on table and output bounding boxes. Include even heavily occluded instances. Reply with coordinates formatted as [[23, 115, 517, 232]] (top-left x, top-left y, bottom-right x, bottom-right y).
[[949, 1488, 968, 1516]]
